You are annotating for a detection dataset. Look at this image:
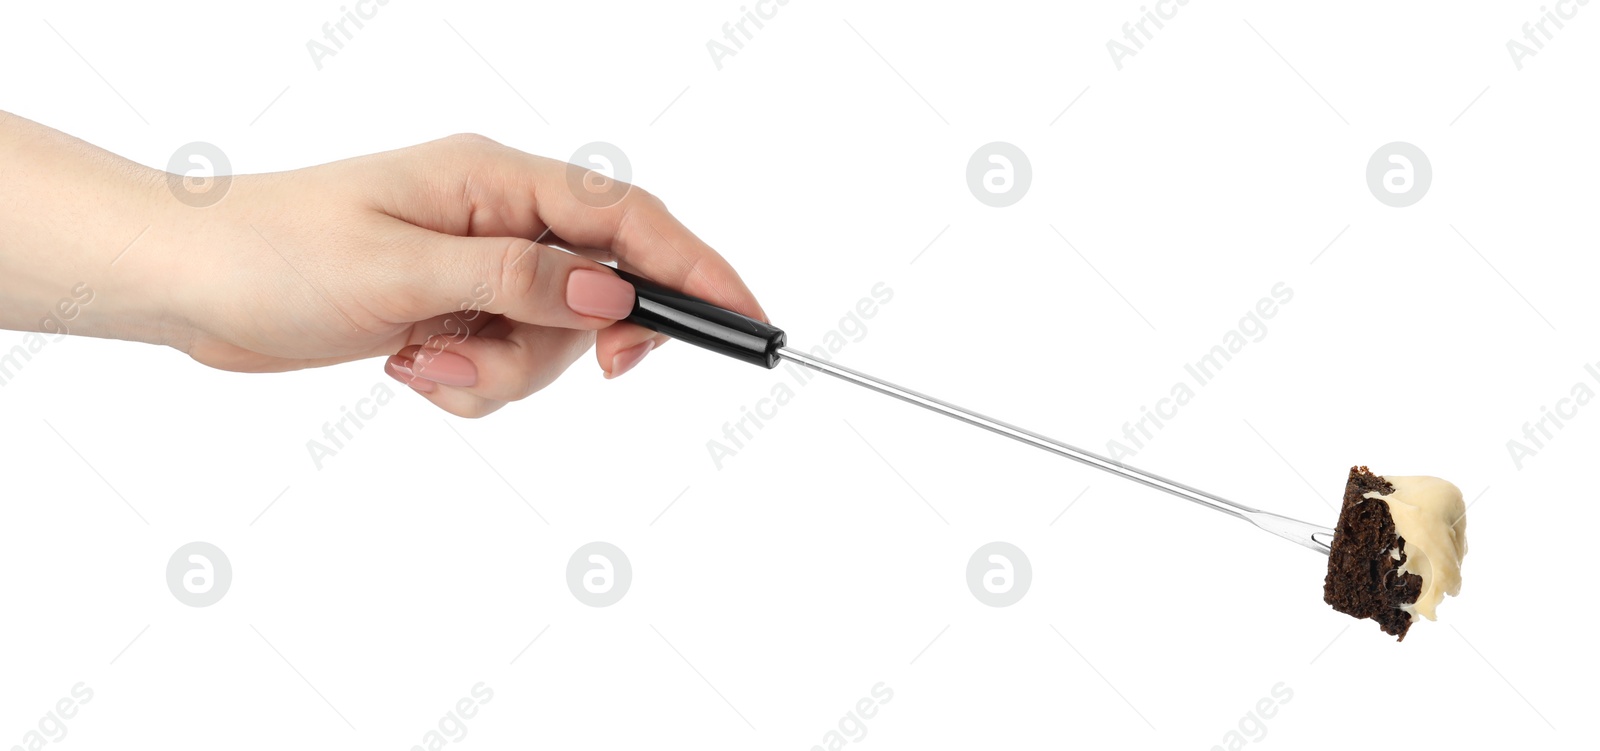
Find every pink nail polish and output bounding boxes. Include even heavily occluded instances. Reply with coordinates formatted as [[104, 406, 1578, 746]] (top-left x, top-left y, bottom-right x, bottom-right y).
[[411, 349, 478, 387], [386, 356, 436, 393], [607, 340, 654, 379], [567, 269, 636, 320]]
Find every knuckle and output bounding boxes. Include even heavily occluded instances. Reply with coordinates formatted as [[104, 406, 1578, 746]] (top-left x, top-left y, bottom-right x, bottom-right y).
[[495, 238, 543, 303], [628, 186, 664, 212], [442, 398, 500, 419], [431, 133, 503, 163], [443, 132, 500, 149], [611, 189, 663, 250], [512, 377, 543, 402]]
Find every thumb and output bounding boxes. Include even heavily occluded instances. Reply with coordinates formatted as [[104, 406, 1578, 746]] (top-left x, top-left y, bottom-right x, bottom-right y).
[[400, 229, 636, 329]]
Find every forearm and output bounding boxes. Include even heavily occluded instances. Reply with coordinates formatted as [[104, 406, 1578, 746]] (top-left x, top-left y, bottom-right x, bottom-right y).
[[0, 112, 182, 345]]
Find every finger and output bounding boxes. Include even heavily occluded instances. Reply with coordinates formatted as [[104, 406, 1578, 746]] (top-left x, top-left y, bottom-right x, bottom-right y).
[[387, 356, 507, 419], [395, 324, 593, 404], [542, 183, 767, 322], [565, 245, 615, 263], [596, 323, 668, 379], [374, 136, 765, 321], [394, 224, 637, 331], [540, 235, 667, 376], [403, 308, 501, 346], [541, 233, 616, 263], [539, 235, 669, 377]]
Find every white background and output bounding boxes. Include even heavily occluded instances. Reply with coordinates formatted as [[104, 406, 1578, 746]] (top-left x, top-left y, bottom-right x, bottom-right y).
[[2, 1, 1596, 748]]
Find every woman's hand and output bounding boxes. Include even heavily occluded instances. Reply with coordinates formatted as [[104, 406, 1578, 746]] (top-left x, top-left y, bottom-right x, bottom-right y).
[[0, 114, 764, 417]]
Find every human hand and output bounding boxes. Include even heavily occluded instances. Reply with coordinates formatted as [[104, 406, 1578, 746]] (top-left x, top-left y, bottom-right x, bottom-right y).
[[135, 133, 765, 417]]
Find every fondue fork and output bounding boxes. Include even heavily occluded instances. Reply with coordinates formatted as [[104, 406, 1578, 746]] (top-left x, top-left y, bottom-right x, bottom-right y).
[[618, 270, 1336, 555]]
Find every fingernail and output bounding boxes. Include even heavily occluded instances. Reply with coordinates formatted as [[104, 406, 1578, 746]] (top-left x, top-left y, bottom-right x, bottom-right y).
[[411, 348, 478, 387], [386, 356, 436, 393], [606, 340, 654, 379], [567, 269, 636, 320]]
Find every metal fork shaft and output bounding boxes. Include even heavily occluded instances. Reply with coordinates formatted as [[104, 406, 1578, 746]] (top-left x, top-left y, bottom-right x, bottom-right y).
[[777, 347, 1335, 555]]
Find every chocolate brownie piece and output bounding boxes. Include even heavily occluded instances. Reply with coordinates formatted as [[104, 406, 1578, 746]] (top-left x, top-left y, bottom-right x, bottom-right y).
[[1323, 466, 1423, 640]]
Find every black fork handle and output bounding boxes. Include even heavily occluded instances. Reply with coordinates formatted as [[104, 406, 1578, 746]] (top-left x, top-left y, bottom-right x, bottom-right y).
[[613, 269, 786, 369]]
